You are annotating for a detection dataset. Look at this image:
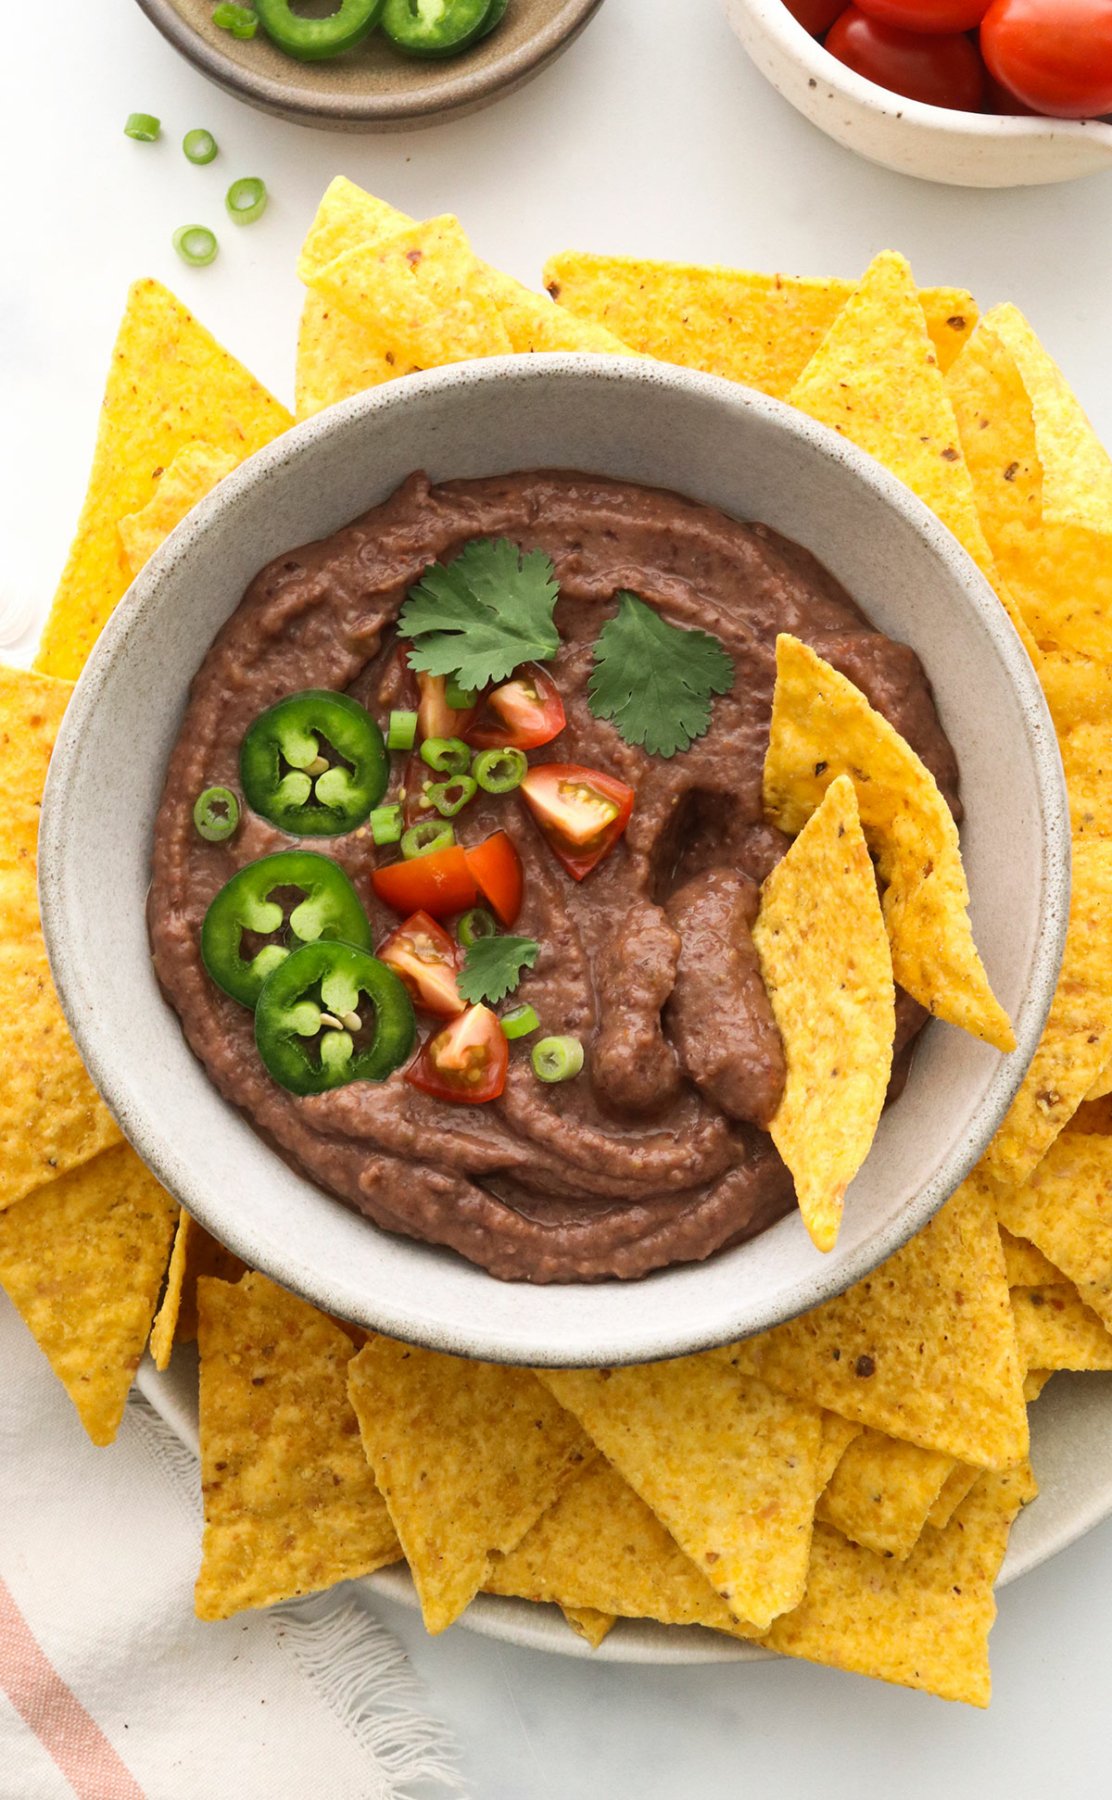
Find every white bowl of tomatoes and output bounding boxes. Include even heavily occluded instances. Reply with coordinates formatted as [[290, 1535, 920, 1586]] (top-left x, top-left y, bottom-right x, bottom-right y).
[[723, 0, 1112, 185]]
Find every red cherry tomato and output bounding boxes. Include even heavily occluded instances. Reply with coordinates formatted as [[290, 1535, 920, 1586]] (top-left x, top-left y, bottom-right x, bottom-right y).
[[405, 1003, 508, 1104], [464, 830, 524, 926], [371, 847, 479, 919], [981, 0, 1112, 118], [520, 764, 634, 882], [855, 0, 990, 29], [783, 0, 850, 34], [825, 8, 987, 108], [983, 68, 1039, 111], [467, 664, 566, 752], [416, 672, 478, 741], [378, 911, 464, 1018]]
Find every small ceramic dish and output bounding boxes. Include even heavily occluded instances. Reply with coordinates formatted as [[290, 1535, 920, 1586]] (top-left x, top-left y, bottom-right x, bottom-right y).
[[133, 0, 607, 131], [722, 0, 1112, 187], [39, 355, 1068, 1366]]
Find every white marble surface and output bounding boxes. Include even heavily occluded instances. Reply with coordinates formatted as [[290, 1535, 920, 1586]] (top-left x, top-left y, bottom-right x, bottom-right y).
[[5, 1, 1112, 1792]]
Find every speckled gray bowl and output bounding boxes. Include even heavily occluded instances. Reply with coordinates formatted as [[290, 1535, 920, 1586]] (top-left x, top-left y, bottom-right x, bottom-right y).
[[39, 356, 1068, 1366]]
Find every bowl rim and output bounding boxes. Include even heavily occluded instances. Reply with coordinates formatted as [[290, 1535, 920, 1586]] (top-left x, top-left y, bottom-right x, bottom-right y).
[[727, 0, 1112, 144], [39, 353, 1070, 1361], [132, 0, 607, 126]]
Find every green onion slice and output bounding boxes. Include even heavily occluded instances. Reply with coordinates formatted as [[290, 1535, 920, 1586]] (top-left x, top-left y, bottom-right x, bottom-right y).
[[473, 747, 527, 793], [420, 736, 471, 775], [370, 803, 404, 846], [502, 1003, 539, 1041], [387, 709, 418, 752], [531, 1035, 584, 1083], [458, 907, 496, 949], [173, 225, 219, 267], [226, 176, 268, 225], [401, 820, 455, 860], [445, 677, 479, 710], [425, 775, 477, 818], [124, 112, 161, 142], [183, 128, 219, 164], [193, 786, 240, 842], [212, 3, 260, 38]]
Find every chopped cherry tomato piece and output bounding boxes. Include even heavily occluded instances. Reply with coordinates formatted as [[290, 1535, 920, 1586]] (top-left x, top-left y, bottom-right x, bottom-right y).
[[980, 0, 1112, 118], [783, 0, 850, 31], [519, 764, 634, 882], [371, 846, 479, 919], [379, 910, 465, 1017], [854, 0, 990, 29], [465, 830, 524, 926], [824, 8, 987, 109], [468, 664, 567, 751], [405, 1002, 508, 1104], [416, 672, 479, 742]]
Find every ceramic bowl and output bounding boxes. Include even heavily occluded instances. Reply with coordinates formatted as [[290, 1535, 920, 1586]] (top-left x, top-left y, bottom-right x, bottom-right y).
[[722, 0, 1112, 188], [133, 0, 606, 131], [39, 355, 1068, 1365]]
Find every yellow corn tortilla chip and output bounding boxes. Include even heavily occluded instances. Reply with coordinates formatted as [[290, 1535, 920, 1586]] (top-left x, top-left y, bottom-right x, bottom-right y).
[[486, 1458, 748, 1637], [753, 774, 895, 1252], [1074, 1093, 1112, 1129], [1087, 1063, 1112, 1102], [999, 1227, 1062, 1290], [987, 304, 1112, 534], [763, 1466, 1035, 1707], [926, 1462, 981, 1532], [815, 1430, 954, 1561], [560, 1605, 615, 1649], [1039, 651, 1112, 737], [148, 1208, 192, 1372], [117, 442, 239, 578], [35, 280, 290, 681], [0, 1145, 176, 1446], [817, 1413, 864, 1493], [1011, 1284, 1112, 1372], [994, 1132, 1112, 1333], [764, 635, 1015, 1052], [726, 1174, 1028, 1468], [947, 311, 1112, 658], [148, 1211, 247, 1368], [1024, 1369, 1054, 1402], [295, 291, 412, 420], [0, 667, 121, 1209], [347, 1336, 592, 1634], [1058, 719, 1112, 839], [195, 1273, 399, 1621], [980, 837, 1112, 1187], [786, 251, 1037, 664], [537, 1359, 822, 1631], [296, 177, 412, 282], [541, 250, 978, 398]]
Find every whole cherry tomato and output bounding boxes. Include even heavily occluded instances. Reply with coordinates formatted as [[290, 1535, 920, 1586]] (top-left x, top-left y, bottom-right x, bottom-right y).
[[980, 0, 1112, 118], [825, 8, 987, 109], [855, 0, 990, 28], [983, 69, 1039, 112], [783, 0, 850, 33]]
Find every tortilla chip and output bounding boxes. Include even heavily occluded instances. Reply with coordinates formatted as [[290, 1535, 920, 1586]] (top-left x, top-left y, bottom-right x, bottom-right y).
[[35, 280, 290, 681], [1024, 1369, 1054, 1402], [726, 1175, 1028, 1468], [347, 1336, 592, 1634], [994, 1132, 1112, 1333], [815, 1430, 954, 1560], [926, 1463, 981, 1532], [541, 250, 978, 398], [817, 1413, 864, 1493], [999, 1227, 1062, 1290], [117, 443, 239, 577], [1011, 1285, 1112, 1372], [753, 774, 895, 1251], [1087, 1065, 1112, 1103], [295, 291, 408, 419], [296, 177, 412, 283], [0, 667, 121, 1209], [980, 838, 1112, 1187], [1073, 1093, 1112, 1129], [763, 635, 1015, 1052], [560, 1605, 615, 1649], [0, 1145, 176, 1446], [194, 1273, 399, 1621], [1038, 651, 1112, 737], [1058, 719, 1112, 838], [947, 311, 1112, 658], [763, 1466, 1034, 1707], [148, 1209, 192, 1372], [149, 1212, 248, 1369], [537, 1359, 822, 1631], [486, 1458, 747, 1636]]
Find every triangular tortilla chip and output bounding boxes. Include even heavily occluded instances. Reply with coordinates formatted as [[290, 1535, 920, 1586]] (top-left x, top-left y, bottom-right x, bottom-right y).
[[559, 1605, 615, 1649], [542, 250, 978, 397], [726, 1175, 1029, 1468], [926, 1462, 982, 1531], [347, 1336, 592, 1634], [117, 442, 239, 577], [35, 279, 291, 680], [753, 774, 895, 1251], [537, 1358, 822, 1631], [999, 1227, 1061, 1289], [194, 1274, 399, 1621], [0, 1145, 176, 1445], [0, 667, 121, 1209], [816, 1413, 863, 1493], [763, 635, 1014, 1051], [987, 303, 1112, 533], [149, 1211, 248, 1369], [815, 1430, 954, 1560], [1011, 1284, 1112, 1372], [994, 1131, 1112, 1333]]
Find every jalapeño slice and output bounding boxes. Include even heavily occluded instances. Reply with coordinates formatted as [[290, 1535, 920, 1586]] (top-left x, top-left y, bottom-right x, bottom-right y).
[[381, 0, 493, 57], [253, 0, 384, 60], [201, 850, 372, 1009], [255, 940, 416, 1096], [240, 689, 388, 837]]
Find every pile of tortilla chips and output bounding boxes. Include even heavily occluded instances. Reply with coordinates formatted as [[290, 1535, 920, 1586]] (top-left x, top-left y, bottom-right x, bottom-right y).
[[7, 176, 1112, 1709]]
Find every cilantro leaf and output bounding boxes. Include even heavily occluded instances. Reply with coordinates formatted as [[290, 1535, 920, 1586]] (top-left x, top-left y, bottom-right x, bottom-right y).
[[398, 538, 560, 691], [587, 593, 734, 758], [457, 935, 540, 1007]]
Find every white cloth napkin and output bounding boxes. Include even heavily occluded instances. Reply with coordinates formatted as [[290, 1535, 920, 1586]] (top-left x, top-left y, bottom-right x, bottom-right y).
[[0, 1294, 463, 1800]]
